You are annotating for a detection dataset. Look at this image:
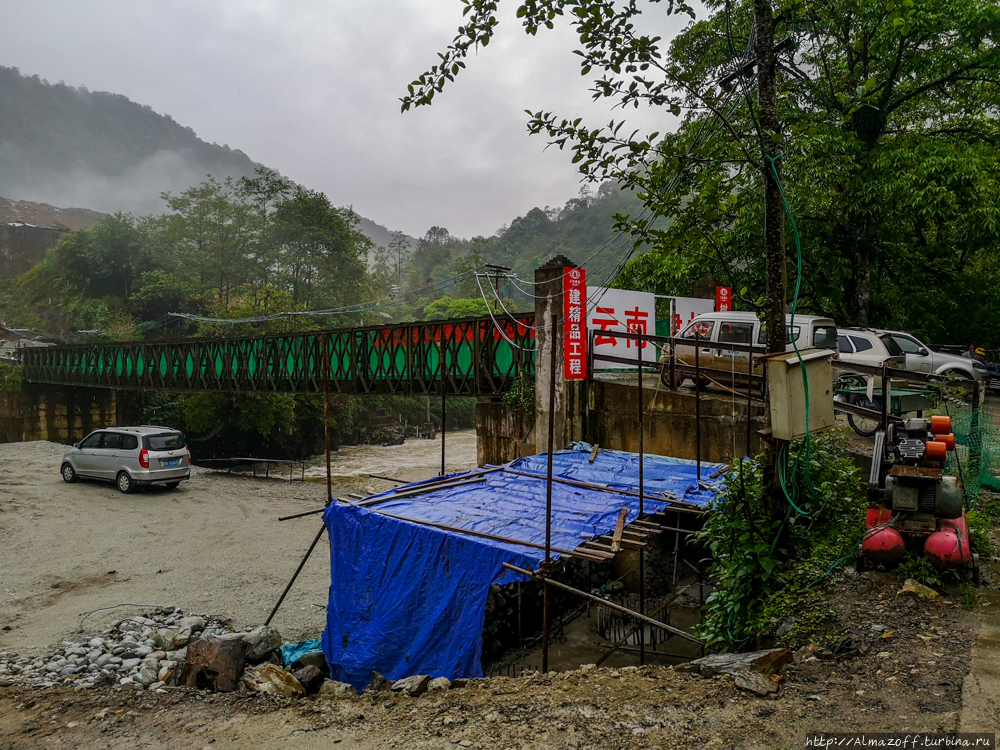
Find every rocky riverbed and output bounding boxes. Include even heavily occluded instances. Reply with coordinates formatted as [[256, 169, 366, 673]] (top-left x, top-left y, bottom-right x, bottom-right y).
[[0, 607, 239, 691]]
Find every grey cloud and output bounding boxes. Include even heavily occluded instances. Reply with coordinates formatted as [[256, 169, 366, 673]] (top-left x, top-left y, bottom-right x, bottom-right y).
[[0, 0, 690, 238]]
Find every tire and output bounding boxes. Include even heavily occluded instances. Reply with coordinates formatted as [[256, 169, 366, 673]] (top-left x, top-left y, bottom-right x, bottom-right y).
[[165, 481, 181, 490], [838, 373, 882, 437], [61, 463, 78, 483], [848, 411, 881, 438], [116, 471, 135, 494]]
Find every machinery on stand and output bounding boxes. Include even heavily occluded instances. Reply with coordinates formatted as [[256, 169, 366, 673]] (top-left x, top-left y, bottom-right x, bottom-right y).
[[860, 415, 980, 583]]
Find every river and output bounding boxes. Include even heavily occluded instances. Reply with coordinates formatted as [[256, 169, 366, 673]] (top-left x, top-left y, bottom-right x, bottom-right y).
[[300, 428, 479, 495]]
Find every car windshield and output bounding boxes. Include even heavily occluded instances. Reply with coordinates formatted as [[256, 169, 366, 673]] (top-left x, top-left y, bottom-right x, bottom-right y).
[[145, 433, 185, 451], [757, 325, 801, 344], [680, 320, 715, 339], [879, 335, 904, 357], [891, 335, 923, 354], [813, 325, 838, 350]]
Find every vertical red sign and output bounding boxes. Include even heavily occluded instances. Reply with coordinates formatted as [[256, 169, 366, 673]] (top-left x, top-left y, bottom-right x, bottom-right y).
[[716, 286, 732, 312], [563, 267, 587, 380]]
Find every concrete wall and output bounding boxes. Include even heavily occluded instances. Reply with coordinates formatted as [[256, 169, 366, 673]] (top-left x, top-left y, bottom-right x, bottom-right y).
[[475, 376, 764, 467], [476, 401, 535, 466], [0, 385, 117, 444], [587, 378, 764, 464]]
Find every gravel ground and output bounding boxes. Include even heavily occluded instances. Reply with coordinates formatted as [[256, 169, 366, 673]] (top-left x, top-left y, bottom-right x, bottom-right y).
[[0, 435, 474, 656], [0, 561, 986, 748], [0, 436, 994, 747]]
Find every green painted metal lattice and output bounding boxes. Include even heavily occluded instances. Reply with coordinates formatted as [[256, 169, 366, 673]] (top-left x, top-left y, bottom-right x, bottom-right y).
[[21, 314, 536, 397]]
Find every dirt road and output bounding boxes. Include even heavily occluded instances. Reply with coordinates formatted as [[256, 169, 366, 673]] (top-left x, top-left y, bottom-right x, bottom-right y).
[[0, 435, 477, 654]]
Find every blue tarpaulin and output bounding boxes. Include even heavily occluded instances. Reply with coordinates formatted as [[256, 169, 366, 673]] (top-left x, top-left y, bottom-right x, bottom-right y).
[[321, 444, 722, 690]]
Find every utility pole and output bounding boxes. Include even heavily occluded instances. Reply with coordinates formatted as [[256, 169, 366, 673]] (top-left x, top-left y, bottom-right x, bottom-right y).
[[483, 264, 511, 312], [754, 0, 790, 529]]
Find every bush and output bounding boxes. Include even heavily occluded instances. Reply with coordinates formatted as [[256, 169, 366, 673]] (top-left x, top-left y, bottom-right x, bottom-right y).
[[694, 431, 866, 649], [0, 363, 21, 393]]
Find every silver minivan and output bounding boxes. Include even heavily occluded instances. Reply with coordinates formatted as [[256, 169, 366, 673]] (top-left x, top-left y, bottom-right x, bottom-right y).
[[61, 426, 191, 493]]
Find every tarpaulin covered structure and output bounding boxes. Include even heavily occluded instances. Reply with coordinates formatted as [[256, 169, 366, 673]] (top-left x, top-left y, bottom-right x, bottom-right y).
[[321, 443, 722, 690]]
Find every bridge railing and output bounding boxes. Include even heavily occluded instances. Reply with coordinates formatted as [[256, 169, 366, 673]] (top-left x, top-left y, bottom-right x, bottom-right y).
[[21, 313, 536, 397]]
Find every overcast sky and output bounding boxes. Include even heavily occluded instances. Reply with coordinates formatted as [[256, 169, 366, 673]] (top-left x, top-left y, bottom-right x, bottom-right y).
[[1, 1, 693, 238]]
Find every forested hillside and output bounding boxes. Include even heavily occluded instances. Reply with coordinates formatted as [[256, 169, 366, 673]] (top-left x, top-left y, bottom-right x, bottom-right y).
[[0, 66, 260, 215]]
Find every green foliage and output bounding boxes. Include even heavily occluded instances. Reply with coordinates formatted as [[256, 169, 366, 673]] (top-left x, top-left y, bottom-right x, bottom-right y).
[[502, 375, 536, 412], [0, 363, 21, 393], [422, 296, 491, 320], [896, 553, 948, 588], [181, 393, 297, 438], [403, 0, 1000, 345], [959, 583, 981, 609], [9, 168, 374, 339], [966, 509, 995, 557], [694, 431, 866, 648]]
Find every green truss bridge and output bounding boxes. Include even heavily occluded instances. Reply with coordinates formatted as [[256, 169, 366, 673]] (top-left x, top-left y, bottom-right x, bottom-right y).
[[20, 314, 536, 397]]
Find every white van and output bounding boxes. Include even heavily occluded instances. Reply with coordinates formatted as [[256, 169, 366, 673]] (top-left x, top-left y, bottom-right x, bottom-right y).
[[660, 311, 837, 385]]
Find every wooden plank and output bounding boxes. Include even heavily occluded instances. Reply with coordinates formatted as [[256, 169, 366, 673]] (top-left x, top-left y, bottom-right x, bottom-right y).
[[611, 508, 627, 552], [595, 534, 646, 548], [589, 444, 600, 463]]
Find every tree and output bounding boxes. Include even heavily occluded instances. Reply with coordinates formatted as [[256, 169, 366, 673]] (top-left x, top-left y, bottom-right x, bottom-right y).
[[271, 187, 371, 309], [401, 0, 795, 532], [162, 177, 256, 305], [400, 0, 1000, 555]]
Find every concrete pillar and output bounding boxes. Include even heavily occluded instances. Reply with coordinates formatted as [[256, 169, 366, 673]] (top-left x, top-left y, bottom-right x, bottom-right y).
[[534, 255, 586, 453]]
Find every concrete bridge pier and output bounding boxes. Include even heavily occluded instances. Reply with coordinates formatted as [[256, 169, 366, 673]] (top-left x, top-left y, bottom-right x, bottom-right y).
[[0, 384, 118, 444]]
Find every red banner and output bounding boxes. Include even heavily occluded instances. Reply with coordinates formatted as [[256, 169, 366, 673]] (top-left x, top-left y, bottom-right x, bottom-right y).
[[715, 286, 732, 312], [563, 267, 587, 380]]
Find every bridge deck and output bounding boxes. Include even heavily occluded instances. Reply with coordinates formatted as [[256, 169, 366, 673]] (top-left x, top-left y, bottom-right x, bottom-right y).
[[21, 314, 536, 397]]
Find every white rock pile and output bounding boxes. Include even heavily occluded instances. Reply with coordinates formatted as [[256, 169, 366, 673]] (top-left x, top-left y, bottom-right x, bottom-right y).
[[0, 606, 236, 691]]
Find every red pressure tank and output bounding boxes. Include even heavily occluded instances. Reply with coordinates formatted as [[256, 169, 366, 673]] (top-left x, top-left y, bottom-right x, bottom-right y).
[[924, 513, 971, 569], [862, 506, 905, 565]]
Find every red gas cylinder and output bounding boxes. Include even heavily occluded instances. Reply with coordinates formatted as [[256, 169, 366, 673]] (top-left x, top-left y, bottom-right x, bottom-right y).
[[924, 513, 971, 569], [862, 507, 905, 565]]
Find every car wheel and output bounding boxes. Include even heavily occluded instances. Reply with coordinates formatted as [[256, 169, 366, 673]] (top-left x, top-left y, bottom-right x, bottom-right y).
[[165, 481, 181, 490], [116, 471, 135, 494], [61, 463, 78, 483]]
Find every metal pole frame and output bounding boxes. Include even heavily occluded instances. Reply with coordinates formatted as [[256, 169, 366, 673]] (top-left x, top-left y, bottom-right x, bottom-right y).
[[636, 329, 645, 666], [695, 331, 702, 481], [440, 331, 447, 476], [322, 334, 332, 503], [543, 300, 558, 674]]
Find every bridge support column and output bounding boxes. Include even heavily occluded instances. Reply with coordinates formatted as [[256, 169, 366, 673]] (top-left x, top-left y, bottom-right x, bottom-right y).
[[534, 255, 586, 453], [0, 384, 117, 444]]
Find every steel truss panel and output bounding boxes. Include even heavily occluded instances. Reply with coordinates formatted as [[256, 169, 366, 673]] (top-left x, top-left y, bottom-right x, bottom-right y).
[[22, 314, 536, 397]]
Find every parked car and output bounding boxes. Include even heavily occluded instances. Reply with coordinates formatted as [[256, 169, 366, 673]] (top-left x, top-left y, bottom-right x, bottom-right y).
[[836, 329, 907, 371], [659, 311, 838, 386], [61, 426, 191, 494], [875, 329, 986, 382]]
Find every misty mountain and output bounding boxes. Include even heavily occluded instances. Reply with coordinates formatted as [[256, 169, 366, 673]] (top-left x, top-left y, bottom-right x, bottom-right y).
[[0, 66, 415, 250], [0, 66, 261, 216]]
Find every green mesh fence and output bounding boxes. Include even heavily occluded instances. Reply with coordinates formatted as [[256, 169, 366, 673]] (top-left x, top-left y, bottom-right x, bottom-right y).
[[945, 400, 999, 500]]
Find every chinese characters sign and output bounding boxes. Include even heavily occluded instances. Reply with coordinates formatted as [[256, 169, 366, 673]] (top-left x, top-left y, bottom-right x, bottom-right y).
[[716, 286, 732, 312], [563, 267, 587, 380], [587, 286, 657, 369], [672, 297, 715, 334]]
